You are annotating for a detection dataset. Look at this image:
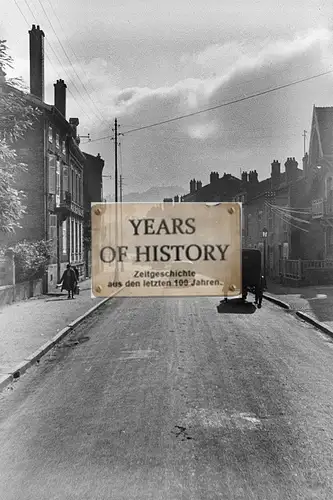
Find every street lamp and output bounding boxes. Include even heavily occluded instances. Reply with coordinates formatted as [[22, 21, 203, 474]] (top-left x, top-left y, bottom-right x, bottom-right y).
[[262, 227, 268, 287]]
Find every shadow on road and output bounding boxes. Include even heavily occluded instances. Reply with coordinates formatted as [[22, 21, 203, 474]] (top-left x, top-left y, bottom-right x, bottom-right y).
[[216, 298, 257, 314]]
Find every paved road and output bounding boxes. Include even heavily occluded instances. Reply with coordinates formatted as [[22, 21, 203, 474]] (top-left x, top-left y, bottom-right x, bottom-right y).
[[0, 296, 333, 499]]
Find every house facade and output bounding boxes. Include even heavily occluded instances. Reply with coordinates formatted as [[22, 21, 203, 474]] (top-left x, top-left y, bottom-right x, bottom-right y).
[[1, 25, 86, 291]]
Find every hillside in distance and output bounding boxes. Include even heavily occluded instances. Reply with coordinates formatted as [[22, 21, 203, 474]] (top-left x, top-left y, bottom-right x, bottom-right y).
[[105, 185, 185, 203]]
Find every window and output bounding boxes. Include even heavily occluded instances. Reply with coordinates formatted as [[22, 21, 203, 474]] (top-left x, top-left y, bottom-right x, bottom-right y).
[[75, 220, 78, 256], [62, 139, 66, 156], [56, 133, 60, 149], [62, 165, 69, 194], [62, 221, 67, 255], [48, 126, 53, 143], [56, 160, 61, 207], [48, 155, 56, 194], [71, 219, 75, 258]]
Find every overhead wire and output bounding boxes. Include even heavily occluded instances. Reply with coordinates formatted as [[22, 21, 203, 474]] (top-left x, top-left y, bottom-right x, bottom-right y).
[[18, 0, 92, 122], [267, 203, 310, 232], [42, 0, 108, 122], [14, 0, 105, 125], [83, 66, 333, 144], [34, 0, 108, 127]]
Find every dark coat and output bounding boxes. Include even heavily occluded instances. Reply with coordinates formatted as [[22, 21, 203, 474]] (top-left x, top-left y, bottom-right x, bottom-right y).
[[60, 268, 77, 292]]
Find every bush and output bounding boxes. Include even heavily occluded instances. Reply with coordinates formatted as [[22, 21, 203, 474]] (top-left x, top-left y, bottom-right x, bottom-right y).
[[8, 239, 51, 283]]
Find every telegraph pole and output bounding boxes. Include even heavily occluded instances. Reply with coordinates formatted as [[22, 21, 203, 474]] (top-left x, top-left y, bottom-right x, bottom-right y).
[[114, 118, 118, 203], [119, 174, 124, 271]]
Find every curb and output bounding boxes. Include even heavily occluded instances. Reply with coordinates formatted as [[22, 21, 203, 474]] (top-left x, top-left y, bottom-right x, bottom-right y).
[[263, 292, 333, 338], [0, 287, 124, 394], [295, 311, 333, 338], [263, 293, 291, 310]]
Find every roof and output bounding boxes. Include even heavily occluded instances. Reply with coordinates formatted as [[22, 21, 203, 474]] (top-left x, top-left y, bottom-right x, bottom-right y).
[[313, 106, 333, 156]]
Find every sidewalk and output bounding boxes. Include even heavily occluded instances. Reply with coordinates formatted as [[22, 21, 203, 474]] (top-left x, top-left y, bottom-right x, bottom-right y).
[[0, 279, 112, 385], [264, 281, 333, 333]]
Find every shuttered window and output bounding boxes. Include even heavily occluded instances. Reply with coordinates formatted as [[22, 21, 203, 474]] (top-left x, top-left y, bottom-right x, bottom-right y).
[[48, 155, 56, 194], [62, 165, 69, 194], [56, 160, 61, 206]]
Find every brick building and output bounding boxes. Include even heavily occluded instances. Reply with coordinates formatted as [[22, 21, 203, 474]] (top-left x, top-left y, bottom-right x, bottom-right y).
[[2, 25, 86, 291], [83, 152, 105, 277]]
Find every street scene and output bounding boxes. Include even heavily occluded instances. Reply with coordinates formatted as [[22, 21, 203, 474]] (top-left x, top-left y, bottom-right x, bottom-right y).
[[1, 0, 333, 498]]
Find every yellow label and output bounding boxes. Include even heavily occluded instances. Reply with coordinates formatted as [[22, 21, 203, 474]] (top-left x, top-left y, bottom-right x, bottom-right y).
[[91, 202, 241, 297]]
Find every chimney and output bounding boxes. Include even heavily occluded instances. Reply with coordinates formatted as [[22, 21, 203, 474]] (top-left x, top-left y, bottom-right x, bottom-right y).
[[210, 171, 219, 184], [29, 24, 45, 100], [248, 170, 259, 183], [197, 180, 202, 190], [54, 79, 67, 118], [241, 171, 248, 184], [69, 118, 80, 144], [174, 195, 180, 203], [285, 157, 298, 183], [271, 160, 281, 188]]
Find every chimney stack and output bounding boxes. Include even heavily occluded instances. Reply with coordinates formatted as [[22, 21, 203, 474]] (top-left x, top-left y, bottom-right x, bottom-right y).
[[54, 79, 67, 118], [210, 171, 219, 184], [29, 24, 45, 100], [285, 157, 298, 183], [271, 160, 281, 188]]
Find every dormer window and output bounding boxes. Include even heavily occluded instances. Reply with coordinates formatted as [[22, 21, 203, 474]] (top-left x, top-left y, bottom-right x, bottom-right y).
[[48, 126, 53, 143]]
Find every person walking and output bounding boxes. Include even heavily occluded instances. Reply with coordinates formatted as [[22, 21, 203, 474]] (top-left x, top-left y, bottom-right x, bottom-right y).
[[58, 264, 77, 299]]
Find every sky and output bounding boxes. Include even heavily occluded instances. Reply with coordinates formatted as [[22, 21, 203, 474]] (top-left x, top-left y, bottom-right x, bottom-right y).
[[1, 0, 333, 198]]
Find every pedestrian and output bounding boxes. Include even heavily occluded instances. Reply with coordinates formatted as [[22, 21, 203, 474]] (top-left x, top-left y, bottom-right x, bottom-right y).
[[58, 264, 77, 299]]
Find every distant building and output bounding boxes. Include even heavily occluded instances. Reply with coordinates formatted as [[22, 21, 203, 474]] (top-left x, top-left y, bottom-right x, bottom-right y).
[[238, 159, 302, 277], [83, 152, 104, 277], [180, 171, 242, 203], [1, 25, 85, 291]]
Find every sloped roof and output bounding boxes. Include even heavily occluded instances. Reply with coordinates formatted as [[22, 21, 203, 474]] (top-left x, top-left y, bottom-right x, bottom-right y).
[[314, 107, 333, 156]]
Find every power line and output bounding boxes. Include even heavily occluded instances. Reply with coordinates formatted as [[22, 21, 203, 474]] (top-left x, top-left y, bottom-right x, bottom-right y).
[[84, 67, 333, 144], [16, 0, 104, 124], [17, 0, 92, 122], [34, 0, 108, 126], [42, 0, 108, 121]]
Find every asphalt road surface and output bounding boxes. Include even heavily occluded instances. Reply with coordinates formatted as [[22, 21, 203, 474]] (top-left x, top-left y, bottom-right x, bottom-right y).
[[1, 296, 333, 499]]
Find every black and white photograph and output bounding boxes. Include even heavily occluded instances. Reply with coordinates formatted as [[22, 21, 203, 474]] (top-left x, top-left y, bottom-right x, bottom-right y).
[[1, 0, 333, 498]]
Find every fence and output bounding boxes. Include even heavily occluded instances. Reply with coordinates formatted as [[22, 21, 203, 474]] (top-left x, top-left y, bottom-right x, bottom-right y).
[[279, 259, 333, 283]]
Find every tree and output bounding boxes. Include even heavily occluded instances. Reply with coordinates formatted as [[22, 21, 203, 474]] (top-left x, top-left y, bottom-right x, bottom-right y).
[[0, 40, 41, 235]]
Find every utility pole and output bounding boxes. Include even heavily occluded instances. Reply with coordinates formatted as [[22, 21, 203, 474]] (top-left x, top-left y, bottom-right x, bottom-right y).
[[303, 130, 307, 156], [119, 174, 124, 271], [114, 118, 118, 203]]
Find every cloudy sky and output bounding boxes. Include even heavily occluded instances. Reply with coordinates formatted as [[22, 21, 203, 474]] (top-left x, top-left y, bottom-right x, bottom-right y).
[[1, 0, 333, 197]]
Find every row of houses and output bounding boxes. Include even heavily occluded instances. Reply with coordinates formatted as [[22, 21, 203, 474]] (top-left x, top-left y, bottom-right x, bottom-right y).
[[166, 106, 333, 284], [0, 25, 105, 293]]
